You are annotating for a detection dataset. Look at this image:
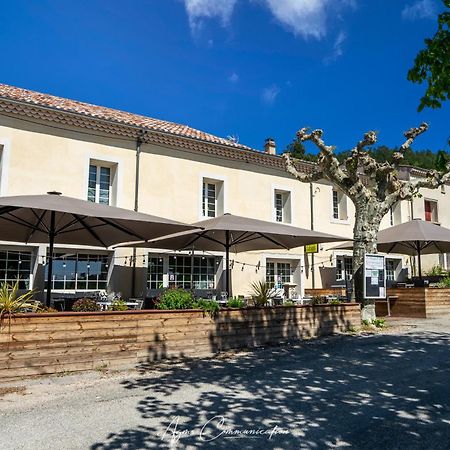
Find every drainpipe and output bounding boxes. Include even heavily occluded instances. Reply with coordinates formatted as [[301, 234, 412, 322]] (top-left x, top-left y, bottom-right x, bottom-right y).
[[131, 131, 145, 298], [310, 182, 315, 288]]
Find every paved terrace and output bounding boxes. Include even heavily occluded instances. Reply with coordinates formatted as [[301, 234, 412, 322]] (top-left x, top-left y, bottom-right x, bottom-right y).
[[1, 316, 449, 449]]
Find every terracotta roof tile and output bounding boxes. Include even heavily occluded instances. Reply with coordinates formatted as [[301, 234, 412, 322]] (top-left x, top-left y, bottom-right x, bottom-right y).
[[0, 83, 251, 150], [0, 83, 317, 175]]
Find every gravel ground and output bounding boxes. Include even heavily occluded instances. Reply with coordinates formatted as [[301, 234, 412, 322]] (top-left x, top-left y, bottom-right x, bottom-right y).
[[1, 316, 449, 449]]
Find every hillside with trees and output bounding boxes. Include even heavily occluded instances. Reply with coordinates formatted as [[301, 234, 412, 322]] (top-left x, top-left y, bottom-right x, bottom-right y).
[[285, 139, 449, 171]]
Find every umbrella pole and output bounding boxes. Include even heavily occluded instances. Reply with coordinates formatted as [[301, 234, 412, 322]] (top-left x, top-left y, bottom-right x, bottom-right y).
[[225, 230, 230, 297], [46, 211, 56, 307], [417, 241, 422, 279], [190, 246, 194, 291]]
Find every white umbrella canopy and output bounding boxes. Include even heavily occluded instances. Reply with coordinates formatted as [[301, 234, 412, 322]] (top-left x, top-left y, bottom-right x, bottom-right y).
[[123, 213, 351, 295], [0, 192, 198, 304]]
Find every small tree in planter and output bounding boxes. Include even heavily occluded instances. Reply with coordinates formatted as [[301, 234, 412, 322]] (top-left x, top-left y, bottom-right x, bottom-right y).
[[284, 124, 450, 319]]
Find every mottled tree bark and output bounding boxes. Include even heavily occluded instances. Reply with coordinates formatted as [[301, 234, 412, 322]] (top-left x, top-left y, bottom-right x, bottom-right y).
[[283, 123, 450, 316]]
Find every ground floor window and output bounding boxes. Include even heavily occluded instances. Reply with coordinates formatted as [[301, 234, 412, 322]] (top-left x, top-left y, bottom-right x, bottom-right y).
[[0, 250, 32, 289], [266, 261, 292, 288], [168, 255, 216, 290], [336, 257, 353, 281], [45, 252, 109, 291], [386, 259, 395, 281], [147, 254, 217, 290], [148, 256, 164, 289]]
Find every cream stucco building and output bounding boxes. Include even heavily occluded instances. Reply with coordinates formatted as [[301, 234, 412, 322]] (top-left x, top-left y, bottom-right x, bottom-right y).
[[0, 84, 448, 303]]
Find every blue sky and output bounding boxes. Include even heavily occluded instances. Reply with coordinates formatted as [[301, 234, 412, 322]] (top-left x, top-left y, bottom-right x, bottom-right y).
[[1, 0, 448, 153]]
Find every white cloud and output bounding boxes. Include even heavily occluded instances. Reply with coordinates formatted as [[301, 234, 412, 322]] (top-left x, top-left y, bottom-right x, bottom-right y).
[[261, 0, 355, 40], [263, 0, 327, 39], [262, 85, 280, 104], [323, 31, 346, 64], [401, 0, 436, 21], [228, 72, 239, 83], [184, 0, 237, 33]]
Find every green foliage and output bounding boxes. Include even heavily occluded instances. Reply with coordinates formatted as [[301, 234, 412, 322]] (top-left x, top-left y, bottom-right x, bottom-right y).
[[361, 319, 371, 326], [372, 318, 386, 328], [156, 288, 194, 310], [0, 281, 37, 330], [250, 281, 274, 306], [407, 2, 450, 111], [284, 138, 318, 162], [227, 297, 246, 308], [437, 276, 450, 288], [283, 300, 295, 306], [336, 145, 449, 171], [193, 298, 220, 315], [436, 150, 449, 172], [72, 298, 101, 312], [311, 296, 324, 306], [109, 299, 128, 311], [426, 265, 448, 276], [329, 299, 341, 305]]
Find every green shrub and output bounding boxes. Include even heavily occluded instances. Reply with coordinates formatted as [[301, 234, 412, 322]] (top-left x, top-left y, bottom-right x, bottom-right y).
[[372, 318, 385, 328], [250, 281, 274, 306], [311, 296, 323, 306], [193, 298, 220, 315], [426, 265, 447, 276], [227, 297, 246, 308], [109, 299, 128, 311], [283, 300, 295, 306], [437, 277, 450, 288], [72, 298, 101, 312], [361, 319, 371, 326], [329, 299, 341, 305], [156, 288, 194, 310]]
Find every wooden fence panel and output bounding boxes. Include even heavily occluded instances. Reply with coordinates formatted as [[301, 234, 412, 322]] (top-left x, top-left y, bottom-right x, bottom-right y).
[[0, 304, 360, 381]]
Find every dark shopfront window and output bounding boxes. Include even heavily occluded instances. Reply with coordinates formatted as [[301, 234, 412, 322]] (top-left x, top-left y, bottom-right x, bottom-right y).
[[0, 250, 32, 289], [45, 252, 109, 290]]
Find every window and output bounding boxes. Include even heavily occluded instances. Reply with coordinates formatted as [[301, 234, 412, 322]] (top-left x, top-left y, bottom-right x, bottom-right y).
[[266, 261, 292, 288], [386, 259, 395, 281], [202, 182, 216, 217], [274, 190, 291, 223], [332, 189, 347, 221], [424, 200, 438, 223], [201, 178, 224, 218], [0, 250, 32, 289], [88, 163, 113, 205], [332, 190, 339, 219], [168, 255, 216, 290], [45, 252, 109, 291], [336, 257, 353, 281], [148, 256, 164, 289]]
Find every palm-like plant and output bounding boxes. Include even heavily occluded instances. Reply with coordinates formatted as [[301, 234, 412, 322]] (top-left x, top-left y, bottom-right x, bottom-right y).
[[250, 280, 274, 306], [0, 281, 37, 332]]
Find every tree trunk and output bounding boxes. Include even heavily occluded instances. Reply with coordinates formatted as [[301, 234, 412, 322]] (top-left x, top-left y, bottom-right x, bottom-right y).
[[352, 200, 380, 321]]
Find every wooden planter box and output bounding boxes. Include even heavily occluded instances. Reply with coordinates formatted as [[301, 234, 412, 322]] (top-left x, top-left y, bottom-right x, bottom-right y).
[[0, 304, 360, 381], [375, 288, 450, 318]]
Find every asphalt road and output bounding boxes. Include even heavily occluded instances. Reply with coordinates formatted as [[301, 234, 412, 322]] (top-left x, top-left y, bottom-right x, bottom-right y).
[[1, 316, 449, 449]]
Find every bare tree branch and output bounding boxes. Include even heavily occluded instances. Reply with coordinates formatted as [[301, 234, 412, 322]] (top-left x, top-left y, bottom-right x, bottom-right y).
[[400, 168, 450, 197], [393, 122, 429, 166], [282, 153, 324, 183], [296, 128, 348, 184]]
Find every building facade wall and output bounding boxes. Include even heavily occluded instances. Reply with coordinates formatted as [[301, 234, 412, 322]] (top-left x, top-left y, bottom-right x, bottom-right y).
[[0, 112, 448, 301]]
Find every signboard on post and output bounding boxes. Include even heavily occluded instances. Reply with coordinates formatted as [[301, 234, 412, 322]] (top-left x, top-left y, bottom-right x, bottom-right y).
[[364, 254, 386, 299], [305, 244, 318, 254]]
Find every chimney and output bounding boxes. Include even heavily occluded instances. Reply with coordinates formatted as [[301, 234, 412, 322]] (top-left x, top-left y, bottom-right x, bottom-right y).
[[264, 137, 276, 155]]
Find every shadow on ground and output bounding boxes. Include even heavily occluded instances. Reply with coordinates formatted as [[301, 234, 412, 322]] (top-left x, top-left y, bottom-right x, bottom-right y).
[[91, 330, 450, 449]]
